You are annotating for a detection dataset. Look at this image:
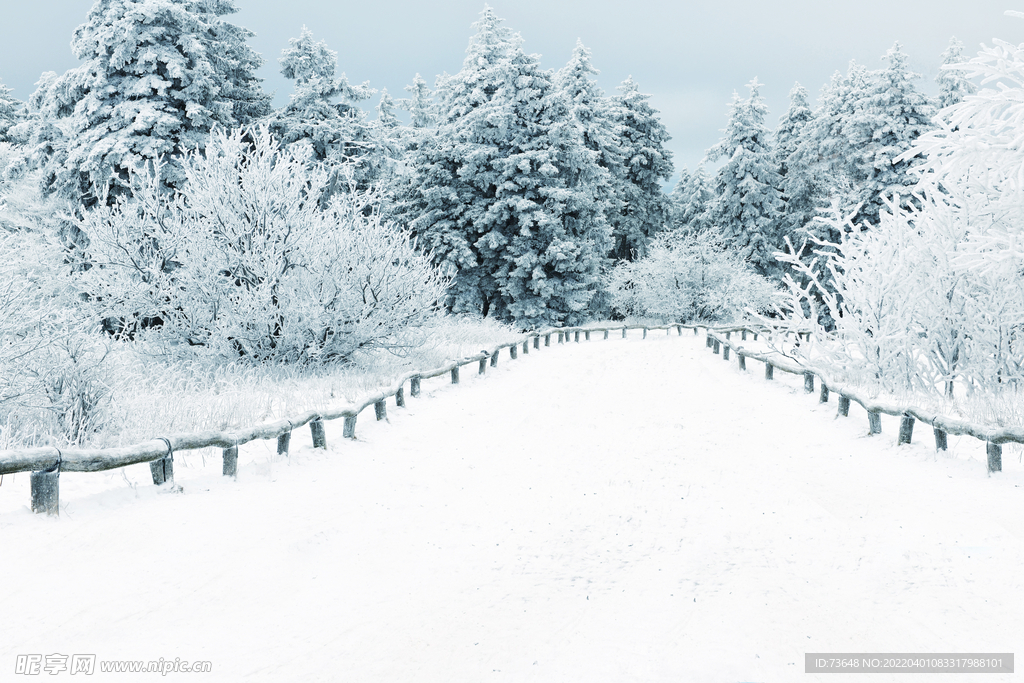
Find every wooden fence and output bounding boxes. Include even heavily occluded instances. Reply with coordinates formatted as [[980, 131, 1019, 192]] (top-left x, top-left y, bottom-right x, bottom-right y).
[[5, 322, 1020, 516], [703, 328, 1024, 475]]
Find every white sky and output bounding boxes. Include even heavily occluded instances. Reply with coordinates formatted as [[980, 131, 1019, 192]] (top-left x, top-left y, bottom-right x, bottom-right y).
[[1, 1, 1020, 185]]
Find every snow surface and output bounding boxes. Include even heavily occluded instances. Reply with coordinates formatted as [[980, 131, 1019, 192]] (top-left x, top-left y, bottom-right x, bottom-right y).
[[2, 331, 1022, 682]]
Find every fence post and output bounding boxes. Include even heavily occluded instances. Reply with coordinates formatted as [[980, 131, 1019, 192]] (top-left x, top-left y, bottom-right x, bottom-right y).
[[558, 331, 564, 344], [988, 443, 1002, 473], [410, 376, 421, 397], [375, 399, 387, 421], [803, 372, 814, 394], [868, 411, 882, 435], [545, 334, 551, 347], [706, 335, 713, 348], [897, 415, 915, 445], [838, 396, 850, 417], [753, 333, 758, 341], [510, 344, 518, 359], [490, 351, 498, 367], [713, 340, 720, 354], [741, 330, 747, 341], [30, 466, 59, 516], [396, 386, 405, 408], [344, 415, 357, 439], [574, 331, 581, 342], [150, 444, 174, 486], [726, 331, 731, 340], [533, 336, 540, 350], [677, 325, 682, 336], [693, 327, 699, 336], [604, 330, 609, 340], [478, 358, 487, 374], [277, 430, 291, 456], [310, 420, 327, 449], [643, 328, 648, 339], [622, 328, 627, 339], [764, 362, 774, 380], [222, 446, 238, 477], [585, 330, 591, 341], [723, 345, 730, 361], [523, 340, 529, 355], [451, 366, 460, 384], [738, 353, 746, 371], [818, 384, 829, 403], [933, 427, 947, 452]]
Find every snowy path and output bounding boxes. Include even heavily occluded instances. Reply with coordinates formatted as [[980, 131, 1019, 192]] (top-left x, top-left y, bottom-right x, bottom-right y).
[[2, 332, 1023, 682]]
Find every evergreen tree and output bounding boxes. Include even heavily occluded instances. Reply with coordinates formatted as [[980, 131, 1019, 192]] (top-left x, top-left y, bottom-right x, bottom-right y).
[[0, 78, 21, 143], [268, 26, 376, 182], [842, 43, 934, 226], [396, 8, 611, 326], [705, 78, 785, 279], [606, 76, 674, 260], [669, 165, 712, 233], [398, 73, 435, 129], [775, 83, 816, 242], [43, 0, 271, 201], [936, 36, 977, 109]]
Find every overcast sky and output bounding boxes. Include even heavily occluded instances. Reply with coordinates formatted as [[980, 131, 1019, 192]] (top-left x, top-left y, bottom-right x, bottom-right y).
[[1, 1, 1020, 186]]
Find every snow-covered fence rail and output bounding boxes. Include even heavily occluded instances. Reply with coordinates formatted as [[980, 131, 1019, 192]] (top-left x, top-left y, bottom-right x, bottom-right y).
[[2, 322, 730, 516], [703, 328, 1024, 474]]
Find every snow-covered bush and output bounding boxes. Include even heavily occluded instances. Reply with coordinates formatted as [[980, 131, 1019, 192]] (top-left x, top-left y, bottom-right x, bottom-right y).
[[79, 127, 449, 366], [608, 230, 777, 323]]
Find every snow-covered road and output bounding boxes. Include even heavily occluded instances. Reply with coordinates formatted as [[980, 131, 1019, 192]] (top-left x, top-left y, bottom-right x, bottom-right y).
[[2, 332, 1022, 682]]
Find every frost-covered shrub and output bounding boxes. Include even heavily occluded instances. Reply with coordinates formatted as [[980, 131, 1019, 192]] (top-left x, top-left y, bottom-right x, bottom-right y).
[[79, 127, 449, 365], [608, 230, 777, 323]]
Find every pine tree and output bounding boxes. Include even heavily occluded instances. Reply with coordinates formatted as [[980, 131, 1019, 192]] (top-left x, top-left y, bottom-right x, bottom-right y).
[[396, 8, 611, 326], [0, 78, 21, 143], [775, 83, 816, 242], [669, 165, 712, 233], [936, 36, 977, 109], [398, 73, 435, 129], [842, 43, 935, 226], [705, 79, 785, 279], [43, 0, 271, 201], [268, 26, 375, 183], [606, 77, 674, 260]]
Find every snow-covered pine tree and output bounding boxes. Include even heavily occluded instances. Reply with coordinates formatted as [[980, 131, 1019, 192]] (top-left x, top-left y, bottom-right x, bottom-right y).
[[705, 78, 785, 279], [936, 37, 977, 109], [268, 26, 376, 184], [398, 73, 435, 130], [842, 43, 934, 227], [395, 7, 611, 326], [42, 0, 271, 202], [669, 165, 712, 233], [0, 79, 21, 143], [774, 83, 816, 243], [606, 76, 674, 260]]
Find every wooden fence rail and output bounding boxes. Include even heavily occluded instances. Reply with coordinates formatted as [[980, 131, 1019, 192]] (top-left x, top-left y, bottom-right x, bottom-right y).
[[703, 328, 1024, 474]]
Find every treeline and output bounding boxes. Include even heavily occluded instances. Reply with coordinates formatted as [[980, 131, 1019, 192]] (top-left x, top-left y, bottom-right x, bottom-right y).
[[0, 1, 985, 337]]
